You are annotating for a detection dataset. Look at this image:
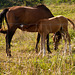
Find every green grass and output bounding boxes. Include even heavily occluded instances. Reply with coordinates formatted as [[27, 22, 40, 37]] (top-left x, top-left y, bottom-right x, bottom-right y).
[[0, 3, 75, 75], [48, 3, 75, 19]]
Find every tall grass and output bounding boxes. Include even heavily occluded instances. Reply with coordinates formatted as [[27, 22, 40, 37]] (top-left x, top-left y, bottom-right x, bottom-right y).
[[43, 0, 75, 5], [0, 3, 75, 75]]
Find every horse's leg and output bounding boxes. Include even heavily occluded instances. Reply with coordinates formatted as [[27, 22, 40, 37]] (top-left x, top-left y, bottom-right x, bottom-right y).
[[46, 34, 51, 53], [53, 34, 58, 50], [43, 34, 46, 57], [35, 33, 40, 53], [6, 28, 16, 57], [61, 32, 67, 54], [66, 31, 71, 54], [38, 34, 43, 56], [64, 35, 67, 54], [36, 33, 51, 53], [39, 33, 46, 57]]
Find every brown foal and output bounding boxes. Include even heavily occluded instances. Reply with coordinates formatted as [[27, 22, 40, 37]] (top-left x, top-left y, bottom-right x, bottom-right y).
[[21, 15, 74, 56]]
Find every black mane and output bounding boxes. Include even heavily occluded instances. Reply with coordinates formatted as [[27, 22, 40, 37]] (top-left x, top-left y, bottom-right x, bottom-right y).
[[36, 5, 50, 12]]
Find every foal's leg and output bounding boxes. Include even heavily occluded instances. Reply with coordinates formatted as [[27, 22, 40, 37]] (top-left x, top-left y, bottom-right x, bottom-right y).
[[64, 35, 67, 54], [38, 33, 46, 57], [6, 28, 16, 57], [36, 33, 51, 53], [38, 34, 43, 56], [66, 31, 71, 54], [61, 32, 67, 54], [43, 34, 46, 57]]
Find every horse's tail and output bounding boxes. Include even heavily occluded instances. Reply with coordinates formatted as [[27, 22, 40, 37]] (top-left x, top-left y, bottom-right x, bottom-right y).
[[0, 8, 9, 34], [67, 18, 75, 30]]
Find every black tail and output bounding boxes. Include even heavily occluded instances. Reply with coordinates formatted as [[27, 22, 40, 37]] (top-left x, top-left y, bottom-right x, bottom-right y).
[[0, 8, 9, 29]]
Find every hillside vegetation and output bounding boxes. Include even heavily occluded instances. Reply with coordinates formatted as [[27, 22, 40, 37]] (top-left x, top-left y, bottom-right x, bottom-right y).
[[0, 0, 75, 8], [0, 3, 75, 75]]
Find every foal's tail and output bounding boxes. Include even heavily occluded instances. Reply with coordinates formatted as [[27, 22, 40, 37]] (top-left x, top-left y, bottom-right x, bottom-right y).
[[0, 8, 9, 34], [67, 18, 75, 30]]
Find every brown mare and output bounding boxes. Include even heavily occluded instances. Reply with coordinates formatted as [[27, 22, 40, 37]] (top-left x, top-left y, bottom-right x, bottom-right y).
[[23, 15, 74, 56], [0, 5, 58, 57]]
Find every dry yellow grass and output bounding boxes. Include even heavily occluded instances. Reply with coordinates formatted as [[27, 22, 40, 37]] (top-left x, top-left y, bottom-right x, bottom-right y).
[[0, 3, 75, 75]]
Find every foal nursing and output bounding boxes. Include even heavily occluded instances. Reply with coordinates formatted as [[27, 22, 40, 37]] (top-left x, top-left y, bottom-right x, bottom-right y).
[[23, 15, 75, 56]]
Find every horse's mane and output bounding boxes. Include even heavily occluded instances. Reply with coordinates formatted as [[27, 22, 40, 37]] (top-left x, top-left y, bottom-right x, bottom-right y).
[[36, 5, 50, 12]]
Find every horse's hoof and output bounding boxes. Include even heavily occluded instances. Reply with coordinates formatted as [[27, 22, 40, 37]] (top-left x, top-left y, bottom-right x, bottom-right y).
[[35, 49, 38, 53], [54, 47, 57, 50], [48, 51, 52, 54], [36, 51, 38, 53], [7, 54, 12, 58]]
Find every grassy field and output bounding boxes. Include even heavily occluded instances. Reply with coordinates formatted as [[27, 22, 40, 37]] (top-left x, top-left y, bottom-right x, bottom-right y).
[[0, 3, 75, 75]]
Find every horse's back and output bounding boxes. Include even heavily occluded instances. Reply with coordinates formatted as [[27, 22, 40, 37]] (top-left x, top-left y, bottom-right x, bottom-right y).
[[56, 16, 68, 30], [38, 17, 61, 34], [56, 15, 68, 23], [6, 5, 53, 23]]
